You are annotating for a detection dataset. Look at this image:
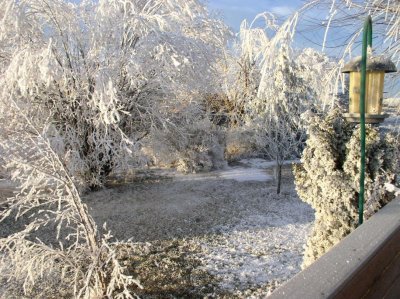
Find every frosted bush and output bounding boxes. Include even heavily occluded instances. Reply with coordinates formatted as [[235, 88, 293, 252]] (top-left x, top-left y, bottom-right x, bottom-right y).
[[219, 14, 328, 125], [148, 119, 226, 173], [0, 99, 141, 298], [294, 108, 399, 268], [225, 127, 258, 161]]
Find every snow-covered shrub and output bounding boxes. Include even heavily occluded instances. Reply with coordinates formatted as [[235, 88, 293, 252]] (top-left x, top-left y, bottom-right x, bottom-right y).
[[0, 0, 229, 188], [0, 99, 141, 298], [294, 108, 399, 268], [203, 92, 247, 127], [148, 119, 226, 173], [225, 127, 258, 161]]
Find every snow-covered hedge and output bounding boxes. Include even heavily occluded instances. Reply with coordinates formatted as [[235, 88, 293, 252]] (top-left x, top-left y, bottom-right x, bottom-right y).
[[294, 108, 399, 268]]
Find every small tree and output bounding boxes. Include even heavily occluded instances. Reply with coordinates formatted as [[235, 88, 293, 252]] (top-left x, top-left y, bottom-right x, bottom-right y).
[[252, 44, 313, 193], [294, 109, 399, 268], [256, 114, 305, 194]]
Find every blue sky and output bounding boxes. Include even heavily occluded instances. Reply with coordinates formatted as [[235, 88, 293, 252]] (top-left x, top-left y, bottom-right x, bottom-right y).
[[207, 0, 305, 32]]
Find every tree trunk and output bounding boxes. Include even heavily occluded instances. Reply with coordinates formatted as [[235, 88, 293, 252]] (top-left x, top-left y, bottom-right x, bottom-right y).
[[276, 164, 282, 194]]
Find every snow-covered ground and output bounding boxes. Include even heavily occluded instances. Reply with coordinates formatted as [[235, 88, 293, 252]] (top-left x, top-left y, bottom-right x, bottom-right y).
[[83, 158, 314, 297], [173, 164, 274, 182], [0, 159, 314, 298], [199, 208, 312, 295]]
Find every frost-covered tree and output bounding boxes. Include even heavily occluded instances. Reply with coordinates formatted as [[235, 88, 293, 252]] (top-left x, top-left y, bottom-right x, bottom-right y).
[[296, 47, 342, 110], [0, 0, 230, 296], [294, 108, 399, 268], [220, 13, 336, 165], [237, 15, 322, 191], [255, 45, 313, 124], [207, 15, 269, 129], [252, 44, 311, 193], [256, 113, 305, 194], [0, 0, 229, 188], [252, 13, 339, 121], [0, 98, 141, 298]]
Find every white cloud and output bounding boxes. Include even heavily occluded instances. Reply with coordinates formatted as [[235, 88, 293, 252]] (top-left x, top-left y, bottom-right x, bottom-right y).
[[271, 6, 294, 16], [209, 3, 258, 14]]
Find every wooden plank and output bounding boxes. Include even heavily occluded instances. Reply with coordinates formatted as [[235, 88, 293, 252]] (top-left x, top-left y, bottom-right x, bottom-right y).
[[331, 226, 400, 298], [366, 251, 400, 298], [383, 270, 400, 299]]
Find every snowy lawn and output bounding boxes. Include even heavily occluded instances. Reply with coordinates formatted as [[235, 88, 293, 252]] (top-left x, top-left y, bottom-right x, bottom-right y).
[[83, 159, 314, 298]]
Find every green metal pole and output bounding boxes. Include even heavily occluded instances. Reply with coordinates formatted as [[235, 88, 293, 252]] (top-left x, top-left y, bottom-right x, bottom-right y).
[[359, 16, 372, 226]]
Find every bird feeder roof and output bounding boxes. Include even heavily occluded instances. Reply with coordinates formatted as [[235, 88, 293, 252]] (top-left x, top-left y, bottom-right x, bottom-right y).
[[342, 54, 397, 73]]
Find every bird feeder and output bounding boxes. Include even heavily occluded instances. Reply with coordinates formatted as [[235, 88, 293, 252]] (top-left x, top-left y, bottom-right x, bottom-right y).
[[342, 54, 397, 123]]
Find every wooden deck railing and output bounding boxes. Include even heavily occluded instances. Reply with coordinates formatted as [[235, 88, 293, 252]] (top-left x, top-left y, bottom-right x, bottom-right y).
[[268, 197, 400, 299]]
